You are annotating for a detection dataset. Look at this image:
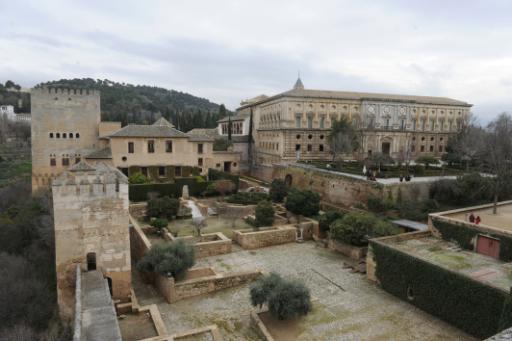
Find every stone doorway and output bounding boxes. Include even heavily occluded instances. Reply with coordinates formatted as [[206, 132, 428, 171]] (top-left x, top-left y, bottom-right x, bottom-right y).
[[382, 142, 391, 155], [284, 174, 293, 187], [87, 252, 97, 271]]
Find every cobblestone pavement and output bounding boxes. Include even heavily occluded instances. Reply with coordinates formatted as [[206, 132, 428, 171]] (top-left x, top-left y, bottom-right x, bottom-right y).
[[133, 242, 476, 341]]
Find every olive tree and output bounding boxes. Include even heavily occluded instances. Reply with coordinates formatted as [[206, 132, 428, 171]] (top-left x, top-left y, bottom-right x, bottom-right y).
[[137, 241, 195, 280], [255, 200, 275, 228]]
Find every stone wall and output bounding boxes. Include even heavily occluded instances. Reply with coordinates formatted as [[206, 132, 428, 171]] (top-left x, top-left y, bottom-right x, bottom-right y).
[[263, 163, 431, 207], [130, 216, 151, 261], [233, 225, 297, 249], [129, 203, 147, 219], [166, 232, 232, 259], [328, 239, 368, 260], [155, 267, 262, 303]]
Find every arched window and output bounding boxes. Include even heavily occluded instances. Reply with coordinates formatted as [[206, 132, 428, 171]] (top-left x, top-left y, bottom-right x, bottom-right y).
[[86, 252, 97, 271]]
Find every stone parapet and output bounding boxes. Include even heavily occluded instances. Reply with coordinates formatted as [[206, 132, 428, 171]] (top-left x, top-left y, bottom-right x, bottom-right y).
[[233, 225, 297, 249]]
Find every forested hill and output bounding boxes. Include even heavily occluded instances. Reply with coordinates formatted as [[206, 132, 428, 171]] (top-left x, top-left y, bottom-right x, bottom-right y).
[[39, 78, 229, 131]]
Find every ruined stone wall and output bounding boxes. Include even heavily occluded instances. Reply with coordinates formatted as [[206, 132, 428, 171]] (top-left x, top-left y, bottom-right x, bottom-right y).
[[233, 226, 297, 249], [129, 217, 151, 261], [31, 87, 101, 191], [167, 232, 232, 259], [155, 269, 262, 303]]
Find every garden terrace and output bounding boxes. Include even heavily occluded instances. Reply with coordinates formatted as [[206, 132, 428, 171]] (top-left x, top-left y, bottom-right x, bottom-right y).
[[372, 232, 512, 292], [132, 242, 474, 340]]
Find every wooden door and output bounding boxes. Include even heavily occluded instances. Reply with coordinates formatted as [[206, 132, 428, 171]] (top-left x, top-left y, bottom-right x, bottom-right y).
[[476, 235, 500, 259]]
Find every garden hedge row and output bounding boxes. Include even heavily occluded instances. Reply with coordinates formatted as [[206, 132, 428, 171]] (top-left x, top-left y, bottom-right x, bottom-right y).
[[208, 168, 240, 189], [432, 217, 512, 262], [129, 177, 209, 201], [128, 166, 201, 183], [371, 241, 512, 338]]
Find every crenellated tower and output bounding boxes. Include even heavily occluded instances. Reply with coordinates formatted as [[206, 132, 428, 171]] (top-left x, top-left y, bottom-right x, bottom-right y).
[[31, 87, 101, 191], [51, 161, 131, 320]]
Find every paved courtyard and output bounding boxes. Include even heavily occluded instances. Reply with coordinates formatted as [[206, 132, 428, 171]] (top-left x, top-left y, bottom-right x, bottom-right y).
[[133, 242, 475, 340]]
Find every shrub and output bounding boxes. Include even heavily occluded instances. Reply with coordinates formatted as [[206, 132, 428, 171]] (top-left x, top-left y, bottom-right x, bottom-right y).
[[268, 280, 312, 320], [269, 179, 287, 203], [250, 273, 282, 309], [318, 211, 344, 233], [146, 196, 180, 219], [129, 172, 150, 184], [249, 273, 311, 320], [366, 195, 394, 213], [213, 138, 233, 151], [150, 218, 168, 231], [416, 155, 439, 169], [430, 173, 494, 206], [208, 169, 240, 189], [214, 179, 236, 199], [329, 213, 370, 246], [226, 191, 269, 205], [371, 220, 400, 238], [136, 241, 195, 279], [285, 188, 320, 218], [255, 200, 275, 228]]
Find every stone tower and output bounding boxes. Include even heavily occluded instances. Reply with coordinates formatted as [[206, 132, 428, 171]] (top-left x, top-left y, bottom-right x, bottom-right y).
[[31, 87, 101, 192], [51, 161, 131, 319]]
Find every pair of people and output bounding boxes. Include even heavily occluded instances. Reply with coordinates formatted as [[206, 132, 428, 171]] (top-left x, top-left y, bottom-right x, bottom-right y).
[[469, 213, 481, 225]]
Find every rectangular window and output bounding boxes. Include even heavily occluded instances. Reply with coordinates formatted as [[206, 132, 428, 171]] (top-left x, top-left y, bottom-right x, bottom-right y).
[[198, 158, 203, 166], [50, 158, 56, 166], [307, 144, 312, 152], [295, 144, 301, 151], [147, 140, 155, 153], [141, 167, 148, 177], [307, 115, 313, 128], [319, 116, 325, 129], [295, 114, 301, 128], [439, 145, 443, 152], [62, 158, 69, 166], [197, 143, 203, 154], [420, 145, 425, 152], [430, 145, 434, 152], [128, 142, 134, 153], [75, 157, 81, 164], [175, 166, 182, 177], [166, 140, 172, 153], [319, 144, 324, 152], [158, 166, 166, 177]]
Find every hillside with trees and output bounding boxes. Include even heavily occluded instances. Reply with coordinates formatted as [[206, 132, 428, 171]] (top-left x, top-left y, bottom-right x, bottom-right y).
[[0, 80, 31, 113], [37, 78, 229, 131]]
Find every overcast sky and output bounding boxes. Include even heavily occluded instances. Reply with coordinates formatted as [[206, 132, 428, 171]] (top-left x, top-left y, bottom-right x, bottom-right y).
[[1, 0, 511, 122]]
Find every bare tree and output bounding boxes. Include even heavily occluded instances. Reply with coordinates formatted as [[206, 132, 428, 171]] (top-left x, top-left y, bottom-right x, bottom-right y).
[[328, 116, 360, 162], [483, 113, 512, 214]]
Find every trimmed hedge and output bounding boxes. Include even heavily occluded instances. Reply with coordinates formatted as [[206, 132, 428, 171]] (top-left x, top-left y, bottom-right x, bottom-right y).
[[432, 217, 512, 262], [208, 168, 240, 189], [226, 192, 269, 205], [371, 241, 512, 339], [129, 178, 209, 201]]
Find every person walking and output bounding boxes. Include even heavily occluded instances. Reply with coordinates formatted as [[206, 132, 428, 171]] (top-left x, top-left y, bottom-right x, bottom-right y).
[[469, 213, 475, 223], [475, 216, 481, 225]]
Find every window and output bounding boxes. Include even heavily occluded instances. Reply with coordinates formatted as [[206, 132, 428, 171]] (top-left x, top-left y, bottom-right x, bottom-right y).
[[76, 133, 80, 138], [166, 140, 172, 153], [175, 166, 182, 177], [307, 115, 313, 128], [319, 144, 324, 152], [49, 133, 54, 138], [128, 142, 134, 154], [56, 133, 60, 138], [400, 119, 405, 130], [412, 119, 417, 131], [147, 140, 155, 153], [75, 157, 81, 164], [197, 143, 203, 154], [216, 163, 221, 168], [429, 145, 434, 152], [141, 167, 148, 177], [307, 144, 312, 152], [439, 145, 443, 152], [320, 116, 325, 128], [295, 114, 301, 128], [50, 158, 56, 166], [295, 144, 301, 151], [69, 133, 73, 138], [198, 158, 203, 166], [296, 134, 301, 139], [385, 118, 390, 129], [420, 146, 425, 152], [63, 133, 67, 138], [158, 166, 166, 177], [62, 158, 69, 166], [308, 134, 313, 139], [120, 168, 128, 176]]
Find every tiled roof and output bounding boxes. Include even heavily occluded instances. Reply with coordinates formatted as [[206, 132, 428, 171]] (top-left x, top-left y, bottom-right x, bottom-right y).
[[187, 128, 219, 137], [109, 119, 188, 138], [238, 87, 472, 109], [85, 147, 112, 159]]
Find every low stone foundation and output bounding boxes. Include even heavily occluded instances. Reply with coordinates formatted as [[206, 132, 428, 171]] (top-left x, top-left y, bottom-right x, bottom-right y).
[[165, 232, 232, 259], [328, 239, 368, 260], [155, 267, 262, 303], [233, 225, 297, 249]]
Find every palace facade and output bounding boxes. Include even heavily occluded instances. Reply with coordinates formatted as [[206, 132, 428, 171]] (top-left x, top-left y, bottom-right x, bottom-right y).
[[236, 78, 472, 166]]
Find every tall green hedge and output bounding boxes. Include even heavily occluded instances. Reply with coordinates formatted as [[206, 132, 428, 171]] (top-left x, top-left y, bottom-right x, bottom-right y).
[[208, 168, 240, 189], [371, 241, 512, 338], [433, 218, 512, 262], [129, 178, 209, 201]]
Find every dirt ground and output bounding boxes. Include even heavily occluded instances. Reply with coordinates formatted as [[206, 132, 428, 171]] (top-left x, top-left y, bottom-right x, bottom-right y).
[[447, 204, 512, 230], [132, 242, 476, 340], [118, 312, 158, 341]]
